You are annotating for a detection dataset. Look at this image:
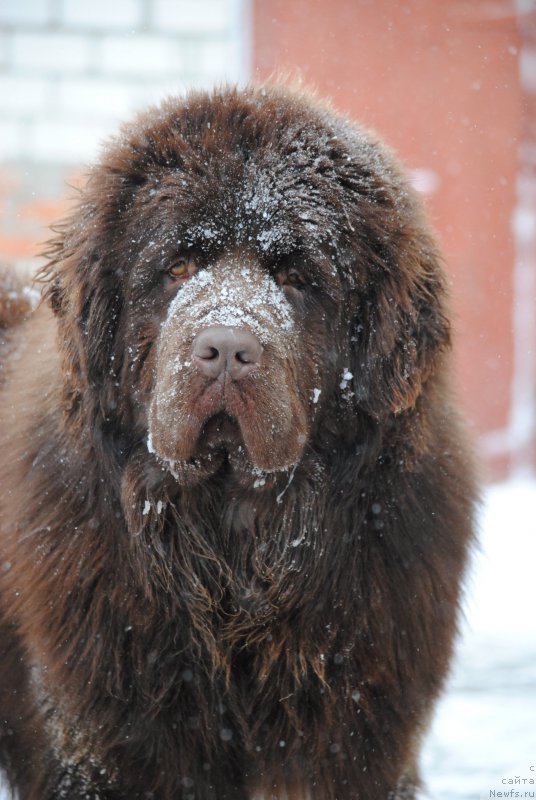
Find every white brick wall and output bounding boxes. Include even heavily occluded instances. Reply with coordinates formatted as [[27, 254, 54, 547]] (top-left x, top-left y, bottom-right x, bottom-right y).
[[55, 78, 137, 118], [0, 0, 52, 27], [0, 0, 250, 163], [12, 33, 94, 73], [62, 0, 144, 31], [97, 35, 186, 77], [0, 76, 51, 114], [27, 119, 115, 162], [0, 34, 12, 70], [0, 120, 25, 160], [153, 0, 232, 33]]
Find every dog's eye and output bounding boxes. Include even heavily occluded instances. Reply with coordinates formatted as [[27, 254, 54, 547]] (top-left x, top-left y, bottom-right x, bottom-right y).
[[167, 256, 197, 282]]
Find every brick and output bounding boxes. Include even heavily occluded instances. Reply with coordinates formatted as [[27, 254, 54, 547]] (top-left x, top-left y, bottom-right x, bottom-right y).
[[97, 34, 185, 77], [0, 34, 11, 69], [152, 0, 231, 33], [27, 118, 114, 163], [55, 77, 138, 120], [0, 76, 50, 115], [230, 0, 250, 82], [0, 234, 40, 260], [0, 0, 51, 27], [20, 197, 70, 225], [520, 47, 536, 94], [12, 33, 93, 74], [0, 167, 22, 194], [131, 80, 188, 109], [0, 121, 26, 160], [61, 0, 143, 31], [196, 39, 237, 81]]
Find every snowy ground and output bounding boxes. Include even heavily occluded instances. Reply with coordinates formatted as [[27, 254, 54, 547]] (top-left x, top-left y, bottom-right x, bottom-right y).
[[1, 480, 534, 799], [422, 479, 536, 800]]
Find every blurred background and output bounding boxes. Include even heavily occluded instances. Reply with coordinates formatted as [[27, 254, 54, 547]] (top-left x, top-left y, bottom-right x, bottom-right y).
[[1, 2, 535, 799]]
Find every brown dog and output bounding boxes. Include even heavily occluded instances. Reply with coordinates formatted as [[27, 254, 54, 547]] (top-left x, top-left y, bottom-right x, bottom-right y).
[[0, 85, 477, 799]]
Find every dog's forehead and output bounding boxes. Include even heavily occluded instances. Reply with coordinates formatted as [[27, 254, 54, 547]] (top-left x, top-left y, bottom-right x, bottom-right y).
[[172, 159, 304, 256], [123, 95, 371, 260], [177, 145, 338, 254]]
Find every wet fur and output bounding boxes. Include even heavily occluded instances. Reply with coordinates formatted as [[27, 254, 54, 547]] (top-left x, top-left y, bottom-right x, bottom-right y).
[[0, 86, 476, 799]]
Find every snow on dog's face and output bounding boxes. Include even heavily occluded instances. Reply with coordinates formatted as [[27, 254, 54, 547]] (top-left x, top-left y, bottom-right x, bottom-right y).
[[147, 256, 320, 479]]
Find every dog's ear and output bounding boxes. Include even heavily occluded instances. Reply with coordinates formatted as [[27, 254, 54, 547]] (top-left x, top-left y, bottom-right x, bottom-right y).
[[348, 217, 451, 420], [39, 204, 124, 408], [38, 224, 72, 319]]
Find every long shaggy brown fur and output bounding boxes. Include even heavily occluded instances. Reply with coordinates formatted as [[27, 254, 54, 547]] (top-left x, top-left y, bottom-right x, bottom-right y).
[[0, 85, 477, 799]]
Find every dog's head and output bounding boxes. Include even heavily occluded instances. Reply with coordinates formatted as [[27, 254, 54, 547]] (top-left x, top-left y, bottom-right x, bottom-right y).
[[43, 86, 450, 487]]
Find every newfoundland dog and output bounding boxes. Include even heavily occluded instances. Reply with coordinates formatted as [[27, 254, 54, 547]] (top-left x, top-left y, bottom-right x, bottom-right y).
[[0, 85, 476, 799]]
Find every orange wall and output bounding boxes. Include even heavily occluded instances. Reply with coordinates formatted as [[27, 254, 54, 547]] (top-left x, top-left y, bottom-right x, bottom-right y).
[[253, 0, 523, 478]]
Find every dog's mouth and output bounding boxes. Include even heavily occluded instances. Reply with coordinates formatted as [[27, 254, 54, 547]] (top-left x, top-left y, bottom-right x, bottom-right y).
[[149, 385, 309, 478], [195, 411, 270, 485], [198, 411, 243, 452], [148, 345, 311, 479]]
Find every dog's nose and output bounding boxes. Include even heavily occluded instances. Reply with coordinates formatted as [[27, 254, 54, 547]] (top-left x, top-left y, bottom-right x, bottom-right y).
[[192, 326, 263, 380]]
